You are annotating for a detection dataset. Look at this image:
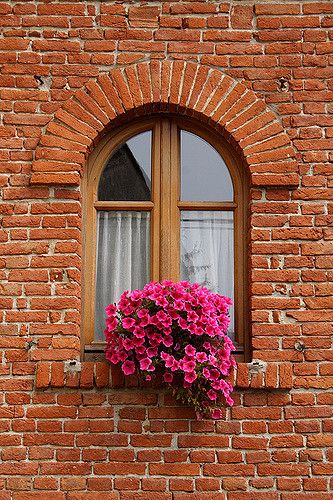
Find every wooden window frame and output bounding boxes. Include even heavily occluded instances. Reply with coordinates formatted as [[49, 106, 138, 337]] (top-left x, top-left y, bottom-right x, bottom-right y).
[[82, 115, 249, 361]]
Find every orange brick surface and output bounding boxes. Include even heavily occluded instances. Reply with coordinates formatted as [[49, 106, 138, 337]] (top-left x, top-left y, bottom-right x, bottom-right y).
[[1, 1, 333, 497]]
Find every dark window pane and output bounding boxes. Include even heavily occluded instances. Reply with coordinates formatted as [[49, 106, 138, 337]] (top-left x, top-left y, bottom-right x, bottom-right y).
[[180, 210, 234, 339], [98, 131, 152, 201], [94, 211, 150, 341], [180, 130, 233, 202]]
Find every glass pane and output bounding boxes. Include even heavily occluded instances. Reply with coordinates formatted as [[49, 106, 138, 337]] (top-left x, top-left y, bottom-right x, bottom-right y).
[[180, 130, 233, 202], [98, 130, 152, 201], [180, 211, 234, 339], [94, 211, 150, 341]]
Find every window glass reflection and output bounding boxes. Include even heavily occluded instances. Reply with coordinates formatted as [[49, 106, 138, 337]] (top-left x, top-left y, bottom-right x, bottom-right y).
[[94, 211, 150, 340], [98, 130, 152, 201], [180, 210, 234, 339], [181, 130, 233, 202]]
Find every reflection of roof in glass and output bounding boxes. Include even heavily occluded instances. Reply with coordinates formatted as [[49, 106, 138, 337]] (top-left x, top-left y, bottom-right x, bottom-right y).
[[98, 142, 151, 201]]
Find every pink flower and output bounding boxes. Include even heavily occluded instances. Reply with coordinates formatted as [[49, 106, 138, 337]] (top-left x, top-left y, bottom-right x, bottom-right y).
[[211, 408, 223, 419], [121, 360, 135, 375], [123, 338, 134, 351], [174, 299, 185, 310], [140, 358, 152, 371], [105, 280, 234, 419], [207, 389, 217, 401], [135, 345, 146, 355], [106, 317, 117, 331], [210, 369, 220, 380], [117, 350, 128, 362], [182, 360, 196, 373], [196, 352, 207, 363], [133, 327, 145, 338], [208, 355, 217, 367], [184, 371, 197, 383], [187, 310, 198, 322], [105, 303, 116, 316], [170, 360, 179, 371], [147, 347, 158, 358], [225, 395, 234, 406], [164, 354, 175, 368], [122, 317, 135, 330], [185, 344, 196, 356], [137, 308, 149, 318], [178, 318, 188, 329], [162, 335, 173, 347], [163, 372, 173, 383], [106, 352, 119, 364], [139, 315, 150, 327], [191, 325, 203, 336]]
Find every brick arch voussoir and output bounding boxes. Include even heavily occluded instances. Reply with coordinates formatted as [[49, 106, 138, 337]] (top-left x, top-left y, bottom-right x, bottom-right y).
[[30, 60, 299, 188]]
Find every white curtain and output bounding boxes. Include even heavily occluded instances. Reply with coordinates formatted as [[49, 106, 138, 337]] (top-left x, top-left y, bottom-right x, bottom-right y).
[[180, 211, 234, 339], [94, 211, 150, 341]]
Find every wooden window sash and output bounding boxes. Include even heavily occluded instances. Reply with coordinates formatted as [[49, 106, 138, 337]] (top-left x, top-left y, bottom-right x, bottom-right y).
[[83, 116, 247, 358]]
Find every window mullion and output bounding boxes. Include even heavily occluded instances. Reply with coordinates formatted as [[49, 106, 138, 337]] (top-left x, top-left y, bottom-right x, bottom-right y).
[[159, 119, 180, 281], [170, 121, 180, 281]]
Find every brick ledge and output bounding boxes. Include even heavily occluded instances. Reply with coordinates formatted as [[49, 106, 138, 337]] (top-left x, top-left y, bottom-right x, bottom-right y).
[[35, 361, 293, 391]]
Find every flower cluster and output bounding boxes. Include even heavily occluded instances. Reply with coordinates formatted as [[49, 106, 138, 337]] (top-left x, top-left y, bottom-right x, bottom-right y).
[[104, 281, 236, 419]]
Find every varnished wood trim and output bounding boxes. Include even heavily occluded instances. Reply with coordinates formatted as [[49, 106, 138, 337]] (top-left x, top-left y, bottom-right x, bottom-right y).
[[83, 114, 249, 358], [178, 201, 237, 210], [94, 201, 154, 210]]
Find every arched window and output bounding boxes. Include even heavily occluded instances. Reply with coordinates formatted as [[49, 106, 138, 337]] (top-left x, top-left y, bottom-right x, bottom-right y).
[[84, 117, 248, 358]]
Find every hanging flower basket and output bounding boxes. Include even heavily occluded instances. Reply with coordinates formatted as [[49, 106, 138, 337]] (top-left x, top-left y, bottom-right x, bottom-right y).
[[104, 281, 236, 419]]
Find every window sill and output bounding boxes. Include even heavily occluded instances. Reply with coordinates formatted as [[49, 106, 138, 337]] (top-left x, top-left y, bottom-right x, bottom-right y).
[[35, 360, 293, 391], [83, 343, 246, 363]]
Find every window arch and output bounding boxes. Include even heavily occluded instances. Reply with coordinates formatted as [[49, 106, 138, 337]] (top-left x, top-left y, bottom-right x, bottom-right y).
[[83, 116, 248, 358]]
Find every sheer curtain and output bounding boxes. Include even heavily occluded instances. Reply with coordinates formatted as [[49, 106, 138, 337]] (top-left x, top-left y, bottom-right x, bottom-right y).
[[180, 211, 234, 339], [94, 211, 150, 341]]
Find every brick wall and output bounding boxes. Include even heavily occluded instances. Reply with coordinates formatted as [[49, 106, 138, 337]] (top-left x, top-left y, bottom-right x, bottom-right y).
[[1, 1, 333, 498]]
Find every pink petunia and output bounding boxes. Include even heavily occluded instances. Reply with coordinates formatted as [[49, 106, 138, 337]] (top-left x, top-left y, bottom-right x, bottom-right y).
[[210, 369, 220, 380], [105, 303, 116, 316], [122, 317, 136, 330], [139, 357, 152, 371], [163, 372, 173, 383], [182, 360, 196, 373], [106, 317, 117, 332], [196, 352, 208, 363], [147, 347, 158, 358], [187, 310, 199, 322], [211, 408, 223, 419], [137, 308, 149, 318], [207, 389, 217, 400], [178, 317, 188, 329], [135, 345, 146, 355], [121, 360, 135, 375], [184, 371, 197, 383], [185, 344, 196, 356], [123, 338, 134, 351], [162, 335, 173, 347], [164, 354, 175, 368]]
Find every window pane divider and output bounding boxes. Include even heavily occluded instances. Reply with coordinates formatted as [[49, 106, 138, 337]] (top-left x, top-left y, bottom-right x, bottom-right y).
[[178, 201, 237, 210], [94, 201, 154, 210]]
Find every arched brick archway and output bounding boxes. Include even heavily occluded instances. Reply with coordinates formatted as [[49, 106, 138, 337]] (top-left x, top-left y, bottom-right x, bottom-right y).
[[30, 60, 299, 187]]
